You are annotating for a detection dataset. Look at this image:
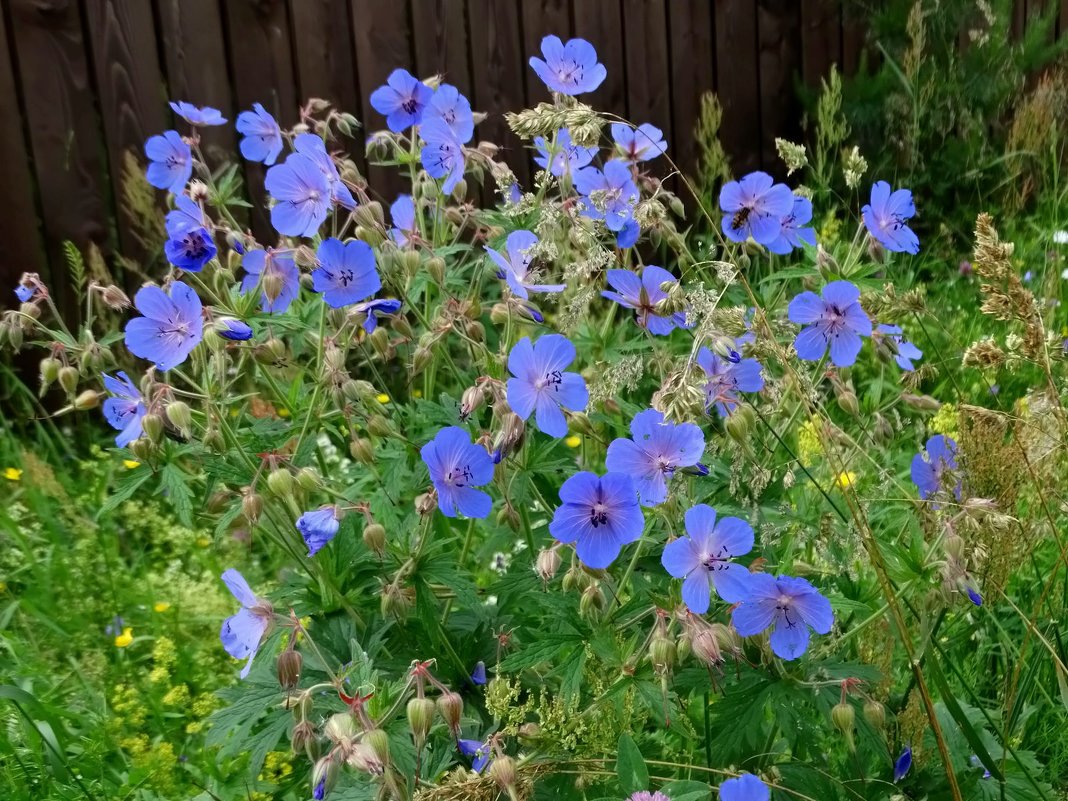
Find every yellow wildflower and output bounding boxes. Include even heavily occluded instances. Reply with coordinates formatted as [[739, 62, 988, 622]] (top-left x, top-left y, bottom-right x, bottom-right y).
[[836, 471, 856, 489], [115, 627, 134, 648], [278, 408, 290, 418], [565, 435, 581, 448], [376, 393, 390, 404], [153, 602, 171, 613], [3, 468, 22, 481], [413, 389, 423, 398], [123, 460, 141, 469], [196, 536, 211, 548]]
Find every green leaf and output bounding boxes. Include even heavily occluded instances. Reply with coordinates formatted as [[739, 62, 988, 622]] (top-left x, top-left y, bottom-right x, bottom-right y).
[[97, 468, 153, 519], [616, 733, 649, 794], [159, 463, 195, 527], [661, 779, 712, 801], [925, 653, 1003, 782]]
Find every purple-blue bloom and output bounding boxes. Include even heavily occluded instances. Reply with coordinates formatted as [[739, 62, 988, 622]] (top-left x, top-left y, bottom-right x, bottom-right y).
[[390, 194, 418, 247], [220, 568, 271, 679], [731, 573, 833, 660], [353, 298, 402, 333], [145, 130, 192, 194], [297, 507, 341, 556], [767, 195, 817, 255], [893, 746, 912, 782], [719, 773, 770, 801], [611, 122, 667, 163], [486, 230, 565, 300], [294, 133, 356, 210], [124, 282, 203, 371], [602, 265, 689, 336], [370, 69, 432, 132], [788, 280, 872, 367], [457, 739, 492, 773], [506, 334, 588, 438], [605, 409, 704, 506], [863, 181, 919, 254], [264, 152, 331, 237], [420, 118, 465, 195], [616, 218, 640, 249], [424, 83, 474, 143], [533, 128, 596, 177], [313, 238, 381, 309], [421, 426, 494, 519], [574, 160, 638, 232], [910, 435, 961, 500], [14, 283, 33, 302], [165, 194, 206, 237], [876, 324, 923, 370], [470, 661, 487, 685], [241, 249, 300, 313], [236, 102, 283, 165], [169, 101, 227, 126], [216, 318, 253, 341], [662, 504, 754, 614], [164, 227, 216, 272], [529, 35, 606, 96], [102, 371, 146, 447], [550, 471, 644, 568], [697, 347, 765, 417], [719, 171, 794, 245]]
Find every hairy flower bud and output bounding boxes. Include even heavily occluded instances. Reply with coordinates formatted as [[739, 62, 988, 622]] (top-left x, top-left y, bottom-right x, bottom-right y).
[[267, 468, 295, 498], [296, 467, 320, 492], [901, 393, 941, 411], [692, 630, 723, 666], [724, 406, 754, 443], [291, 719, 316, 755], [255, 338, 286, 364], [489, 754, 516, 792], [367, 414, 392, 437], [415, 491, 437, 516], [836, 389, 860, 418], [74, 389, 101, 410], [39, 357, 60, 386], [465, 319, 485, 343], [562, 565, 590, 592], [242, 491, 264, 525], [863, 699, 886, 730], [100, 284, 131, 310], [867, 236, 885, 264], [362, 522, 386, 556], [369, 325, 391, 357], [140, 412, 164, 442], [350, 437, 375, 465], [277, 648, 303, 690], [380, 582, 413, 619], [579, 583, 605, 619], [535, 548, 561, 582], [496, 503, 521, 531], [412, 346, 433, 374], [650, 634, 675, 672], [676, 632, 692, 663], [460, 385, 485, 421], [58, 365, 79, 395], [832, 701, 856, 751], [311, 755, 340, 800], [128, 437, 155, 461], [407, 697, 435, 747], [364, 727, 390, 767], [165, 400, 192, 436], [436, 692, 464, 735], [324, 712, 358, 744]]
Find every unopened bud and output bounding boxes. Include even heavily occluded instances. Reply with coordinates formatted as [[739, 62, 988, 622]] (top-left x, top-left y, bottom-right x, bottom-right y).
[[277, 648, 303, 689], [324, 712, 357, 743], [380, 583, 413, 619], [407, 697, 435, 747], [901, 393, 941, 411], [579, 583, 605, 619], [367, 414, 392, 437], [391, 314, 412, 338], [676, 632, 692, 663], [692, 630, 723, 666], [311, 755, 340, 800], [296, 467, 320, 492], [165, 400, 192, 435], [535, 548, 561, 582], [816, 244, 838, 275], [415, 491, 437, 516], [350, 437, 375, 464], [562, 565, 590, 592], [867, 236, 885, 264], [267, 468, 295, 498], [873, 413, 893, 443], [58, 366, 79, 395], [39, 357, 60, 386], [496, 504, 521, 531], [365, 728, 391, 767], [465, 320, 485, 343], [836, 390, 859, 418], [412, 346, 432, 373], [291, 720, 316, 755], [129, 437, 155, 461], [650, 635, 675, 671], [863, 699, 886, 730], [140, 414, 164, 443], [724, 406, 754, 443], [460, 385, 485, 420], [369, 325, 390, 356], [242, 491, 264, 525], [256, 338, 286, 364], [436, 692, 464, 735], [489, 303, 510, 325], [489, 754, 516, 792], [101, 284, 131, 310], [362, 522, 386, 555], [20, 302, 40, 321], [832, 701, 856, 751]]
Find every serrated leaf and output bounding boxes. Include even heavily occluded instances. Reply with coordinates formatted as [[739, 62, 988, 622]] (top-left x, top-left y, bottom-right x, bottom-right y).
[[616, 733, 649, 794], [159, 463, 194, 527], [97, 468, 153, 519], [498, 634, 583, 671], [661, 780, 712, 801]]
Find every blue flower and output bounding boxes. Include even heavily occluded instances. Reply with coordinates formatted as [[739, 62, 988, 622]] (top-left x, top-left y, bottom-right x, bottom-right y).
[[611, 122, 667, 163], [719, 171, 794, 245], [424, 83, 474, 143], [470, 661, 487, 685], [767, 195, 817, 255], [102, 371, 146, 447], [165, 194, 206, 237], [719, 773, 769, 801], [876, 324, 923, 370], [421, 427, 494, 518], [506, 334, 588, 438], [549, 471, 644, 568], [507, 183, 523, 204], [353, 298, 402, 333], [605, 409, 704, 506], [696, 347, 764, 417], [602, 265, 689, 335], [216, 318, 254, 341], [662, 504, 754, 613], [788, 280, 872, 367], [616, 218, 640, 249], [420, 119, 465, 195], [236, 103, 283, 165], [911, 435, 961, 500], [145, 130, 192, 194], [457, 739, 492, 773], [390, 194, 418, 246], [241, 249, 300, 313], [893, 746, 912, 782], [294, 133, 356, 210], [966, 585, 983, 606], [264, 152, 332, 237], [732, 573, 833, 660], [124, 282, 203, 371], [486, 230, 565, 300], [370, 69, 432, 132], [863, 181, 919, 254], [574, 160, 638, 232], [164, 227, 216, 272], [533, 128, 596, 177], [297, 507, 341, 556], [220, 568, 271, 679], [170, 101, 227, 126], [312, 238, 381, 308], [529, 35, 606, 95], [14, 283, 33, 302]]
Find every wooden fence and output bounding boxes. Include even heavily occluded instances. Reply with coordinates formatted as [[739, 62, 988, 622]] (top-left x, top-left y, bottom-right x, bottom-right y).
[[0, 0, 1061, 312]]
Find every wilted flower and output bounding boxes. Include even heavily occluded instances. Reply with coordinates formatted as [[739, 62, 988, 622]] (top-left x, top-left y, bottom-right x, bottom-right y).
[[241, 249, 300, 313], [875, 324, 923, 370], [457, 738, 492, 773], [506, 334, 588, 437], [220, 568, 272, 679], [352, 298, 402, 333], [719, 773, 769, 801], [696, 347, 764, 417], [719, 171, 793, 245], [549, 471, 644, 568], [421, 426, 494, 518], [788, 280, 872, 367], [124, 282, 203, 371], [144, 130, 192, 194], [662, 504, 754, 613], [732, 573, 833, 660], [893, 746, 912, 782], [216, 318, 254, 341], [533, 128, 596, 177], [611, 122, 668, 163], [313, 238, 381, 308], [605, 408, 705, 506], [529, 35, 606, 96], [297, 507, 341, 556], [911, 434, 961, 500], [602, 265, 689, 335], [102, 371, 146, 447], [236, 103, 283, 165], [486, 230, 565, 299], [169, 100, 227, 126], [862, 181, 919, 254], [370, 68, 432, 132], [470, 661, 487, 685]]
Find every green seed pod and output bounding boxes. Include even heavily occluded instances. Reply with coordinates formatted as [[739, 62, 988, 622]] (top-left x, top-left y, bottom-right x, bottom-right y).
[[141, 412, 164, 441], [465, 319, 485, 343], [863, 699, 886, 731], [39, 357, 60, 386], [579, 583, 605, 620], [129, 437, 155, 461], [350, 438, 375, 465], [407, 697, 436, 747], [364, 727, 391, 767], [165, 400, 193, 435], [496, 504, 521, 531], [836, 390, 860, 418], [391, 314, 412, 338], [403, 250, 422, 277], [367, 414, 392, 438], [58, 365, 79, 395], [267, 468, 295, 498], [362, 522, 386, 555], [296, 467, 320, 492], [427, 257, 446, 285], [369, 325, 391, 357], [290, 720, 316, 755], [724, 406, 754, 443], [412, 346, 432, 374], [277, 648, 303, 690], [649, 635, 676, 672], [489, 754, 516, 792], [832, 701, 856, 751], [676, 632, 692, 663], [436, 692, 463, 735], [535, 548, 561, 582]]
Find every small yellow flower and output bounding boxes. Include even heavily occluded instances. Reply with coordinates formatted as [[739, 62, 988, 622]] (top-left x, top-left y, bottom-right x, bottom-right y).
[[278, 408, 290, 418], [565, 435, 581, 448], [196, 536, 211, 548], [3, 468, 22, 481], [413, 389, 423, 398], [836, 471, 856, 489], [376, 393, 390, 404], [115, 627, 134, 648], [153, 602, 171, 613], [229, 408, 239, 418], [123, 460, 141, 470]]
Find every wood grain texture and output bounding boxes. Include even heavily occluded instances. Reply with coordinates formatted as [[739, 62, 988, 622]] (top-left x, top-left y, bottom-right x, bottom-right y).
[[411, 0, 472, 93], [521, 0, 573, 106], [714, 0, 760, 174], [757, 0, 802, 173], [621, 0, 672, 136], [572, 0, 627, 120], [800, 0, 841, 86], [667, 0, 715, 183]]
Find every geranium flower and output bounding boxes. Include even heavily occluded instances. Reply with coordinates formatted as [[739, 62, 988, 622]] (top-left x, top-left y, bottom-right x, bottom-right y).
[[720, 773, 769, 801], [236, 102, 283, 165], [574, 160, 638, 231], [169, 100, 227, 126], [370, 69, 432, 132], [605, 409, 705, 506], [719, 171, 793, 245], [164, 227, 216, 272], [602, 265, 689, 335], [662, 504, 754, 613], [424, 83, 474, 143], [611, 122, 667, 163], [216, 318, 254, 341], [124, 282, 203, 371], [102, 371, 146, 447], [529, 35, 606, 95], [293, 134, 356, 210], [220, 569, 272, 679], [731, 573, 833, 660], [312, 238, 381, 308], [505, 334, 588, 438], [421, 118, 465, 195], [911, 435, 961, 500], [863, 181, 919, 254], [549, 471, 644, 568], [421, 426, 494, 518], [697, 347, 764, 417], [353, 298, 402, 333], [241, 249, 300, 313], [457, 739, 492, 773], [875, 324, 923, 370], [297, 507, 341, 556], [766, 195, 817, 255], [533, 128, 596, 177], [486, 230, 565, 299], [390, 194, 418, 247], [265, 151, 332, 237], [787, 280, 872, 367], [145, 130, 192, 194]]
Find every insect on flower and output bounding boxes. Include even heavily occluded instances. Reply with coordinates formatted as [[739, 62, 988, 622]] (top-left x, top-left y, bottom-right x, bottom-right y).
[[662, 504, 754, 613], [719, 171, 794, 246], [605, 409, 705, 506]]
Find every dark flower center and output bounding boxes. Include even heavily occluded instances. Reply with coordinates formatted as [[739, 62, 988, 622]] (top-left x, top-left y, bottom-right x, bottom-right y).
[[182, 232, 208, 259], [336, 268, 355, 287], [536, 370, 563, 392], [445, 464, 474, 488], [402, 96, 419, 114], [589, 502, 609, 528]]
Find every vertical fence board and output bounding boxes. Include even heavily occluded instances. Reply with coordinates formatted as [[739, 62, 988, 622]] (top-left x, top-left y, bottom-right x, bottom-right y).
[[621, 0, 672, 141], [667, 0, 715, 182], [412, 0, 472, 93], [572, 0, 627, 120], [714, 0, 760, 174], [521, 0, 573, 107], [758, 0, 802, 173], [7, 0, 112, 315], [84, 0, 168, 267], [800, 0, 841, 86], [0, 2, 46, 292]]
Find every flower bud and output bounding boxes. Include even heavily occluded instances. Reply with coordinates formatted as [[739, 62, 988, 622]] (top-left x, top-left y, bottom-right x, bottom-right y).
[[58, 365, 79, 395], [380, 583, 413, 619], [489, 754, 516, 793], [863, 699, 886, 730], [267, 468, 295, 498], [724, 406, 754, 443], [242, 491, 264, 525], [291, 720, 316, 755], [465, 320, 485, 343], [490, 303, 510, 325], [496, 503, 521, 531], [407, 697, 436, 747], [436, 691, 464, 735], [416, 491, 437, 516], [255, 338, 286, 364], [816, 244, 838, 276], [676, 632, 692, 663], [460, 385, 485, 420], [165, 400, 193, 436], [836, 390, 860, 418], [873, 413, 893, 443], [324, 712, 358, 743], [74, 389, 100, 410], [311, 755, 340, 800], [140, 416, 166, 446], [367, 414, 392, 437], [369, 325, 391, 357], [831, 701, 856, 751], [412, 345, 433, 374], [562, 565, 590, 592], [535, 548, 561, 582], [364, 727, 391, 767], [129, 437, 155, 461], [901, 393, 941, 411], [101, 284, 131, 310], [347, 742, 384, 776], [296, 467, 320, 492], [867, 236, 885, 264], [362, 522, 386, 555], [579, 583, 605, 619], [649, 635, 675, 672], [391, 314, 412, 338], [20, 302, 40, 321], [39, 357, 60, 386], [350, 437, 375, 464], [277, 648, 303, 690], [692, 630, 723, 666]]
